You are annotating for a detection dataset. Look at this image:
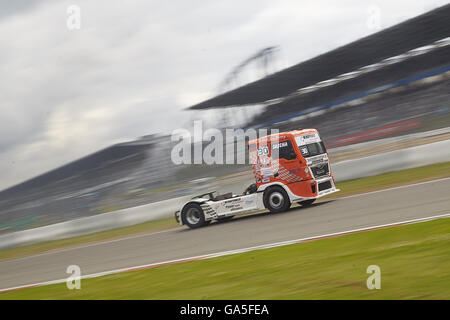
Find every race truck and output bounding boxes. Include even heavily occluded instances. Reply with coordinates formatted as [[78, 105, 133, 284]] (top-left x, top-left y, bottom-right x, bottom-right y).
[[175, 129, 339, 228]]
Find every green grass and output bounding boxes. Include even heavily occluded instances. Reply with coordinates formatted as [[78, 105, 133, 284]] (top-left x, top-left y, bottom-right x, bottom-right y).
[[2, 217, 450, 299], [1, 161, 449, 262]]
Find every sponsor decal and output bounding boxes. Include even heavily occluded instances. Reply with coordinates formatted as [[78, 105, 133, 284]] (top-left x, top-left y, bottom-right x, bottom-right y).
[[224, 198, 241, 203], [272, 142, 288, 149], [308, 155, 327, 165], [223, 198, 244, 211], [295, 133, 320, 146], [262, 170, 273, 177], [300, 147, 309, 155], [226, 204, 243, 211], [201, 204, 218, 218]]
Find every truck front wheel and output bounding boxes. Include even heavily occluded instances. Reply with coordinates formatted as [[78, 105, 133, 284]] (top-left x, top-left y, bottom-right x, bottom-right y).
[[264, 186, 291, 213], [182, 203, 207, 229]]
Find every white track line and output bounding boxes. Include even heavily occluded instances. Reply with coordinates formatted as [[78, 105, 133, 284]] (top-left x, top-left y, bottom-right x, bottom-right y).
[[1, 212, 450, 294]]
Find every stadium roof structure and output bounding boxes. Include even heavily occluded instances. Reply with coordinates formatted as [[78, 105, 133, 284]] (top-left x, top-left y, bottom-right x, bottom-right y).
[[187, 4, 450, 110]]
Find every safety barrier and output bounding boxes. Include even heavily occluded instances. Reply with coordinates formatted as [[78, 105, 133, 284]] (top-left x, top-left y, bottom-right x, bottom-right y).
[[332, 139, 450, 181], [0, 196, 190, 250]]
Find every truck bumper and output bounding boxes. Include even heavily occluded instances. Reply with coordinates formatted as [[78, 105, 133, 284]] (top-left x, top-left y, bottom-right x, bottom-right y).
[[285, 177, 339, 202]]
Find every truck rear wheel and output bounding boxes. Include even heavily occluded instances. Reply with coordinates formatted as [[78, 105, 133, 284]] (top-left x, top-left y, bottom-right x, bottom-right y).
[[264, 186, 291, 213], [182, 203, 207, 229]]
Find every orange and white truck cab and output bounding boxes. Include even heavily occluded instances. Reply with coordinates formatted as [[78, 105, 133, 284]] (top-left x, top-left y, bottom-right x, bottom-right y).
[[175, 129, 339, 228]]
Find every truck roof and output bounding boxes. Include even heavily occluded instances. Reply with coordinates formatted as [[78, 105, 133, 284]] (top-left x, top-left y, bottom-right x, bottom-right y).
[[248, 129, 318, 145]]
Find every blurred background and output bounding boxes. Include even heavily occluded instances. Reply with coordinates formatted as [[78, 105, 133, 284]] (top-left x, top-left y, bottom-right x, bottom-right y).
[[0, 1, 449, 236]]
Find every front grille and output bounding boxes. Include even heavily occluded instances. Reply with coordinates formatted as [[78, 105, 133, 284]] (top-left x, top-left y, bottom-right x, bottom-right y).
[[318, 180, 332, 192], [311, 163, 329, 178]]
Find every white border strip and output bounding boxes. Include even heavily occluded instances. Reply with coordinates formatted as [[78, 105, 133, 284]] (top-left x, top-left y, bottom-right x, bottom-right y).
[[1, 212, 450, 294]]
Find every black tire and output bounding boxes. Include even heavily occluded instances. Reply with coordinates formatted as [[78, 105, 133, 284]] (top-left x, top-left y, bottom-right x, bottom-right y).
[[299, 199, 316, 207], [264, 186, 291, 213], [181, 203, 207, 229]]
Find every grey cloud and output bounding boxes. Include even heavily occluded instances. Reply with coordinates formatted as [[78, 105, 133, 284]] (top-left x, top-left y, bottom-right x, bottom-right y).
[[0, 0, 48, 20]]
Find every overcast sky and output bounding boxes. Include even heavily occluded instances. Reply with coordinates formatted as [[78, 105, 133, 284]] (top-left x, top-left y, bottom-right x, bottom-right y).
[[0, 0, 447, 190]]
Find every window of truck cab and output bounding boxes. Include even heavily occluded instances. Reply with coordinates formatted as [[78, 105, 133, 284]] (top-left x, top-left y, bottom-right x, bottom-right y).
[[270, 140, 296, 160], [294, 136, 327, 158]]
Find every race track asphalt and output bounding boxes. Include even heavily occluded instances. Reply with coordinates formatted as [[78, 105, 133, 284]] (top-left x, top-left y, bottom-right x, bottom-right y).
[[1, 178, 449, 291]]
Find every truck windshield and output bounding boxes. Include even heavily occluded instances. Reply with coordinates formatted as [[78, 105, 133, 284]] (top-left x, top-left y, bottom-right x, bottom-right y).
[[298, 141, 327, 158]]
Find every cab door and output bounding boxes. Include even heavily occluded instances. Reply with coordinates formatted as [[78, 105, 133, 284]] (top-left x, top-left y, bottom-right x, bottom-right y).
[[270, 138, 304, 184]]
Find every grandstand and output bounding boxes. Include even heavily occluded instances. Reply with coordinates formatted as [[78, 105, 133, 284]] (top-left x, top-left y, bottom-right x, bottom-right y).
[[250, 44, 449, 128], [187, 4, 450, 146], [272, 77, 449, 142], [188, 4, 450, 110]]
